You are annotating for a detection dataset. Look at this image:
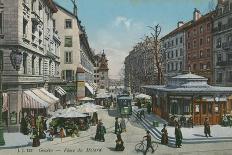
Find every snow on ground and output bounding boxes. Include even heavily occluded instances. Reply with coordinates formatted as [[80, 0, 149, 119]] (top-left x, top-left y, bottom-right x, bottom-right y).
[[0, 133, 30, 148]]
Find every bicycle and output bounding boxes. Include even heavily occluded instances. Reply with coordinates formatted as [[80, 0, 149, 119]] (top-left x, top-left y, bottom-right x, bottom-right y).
[[135, 140, 158, 153]]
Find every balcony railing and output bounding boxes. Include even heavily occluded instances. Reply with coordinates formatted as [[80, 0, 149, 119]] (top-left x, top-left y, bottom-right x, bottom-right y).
[[213, 24, 232, 33]]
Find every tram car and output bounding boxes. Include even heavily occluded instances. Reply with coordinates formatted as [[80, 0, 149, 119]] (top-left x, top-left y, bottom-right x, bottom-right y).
[[117, 95, 132, 117]]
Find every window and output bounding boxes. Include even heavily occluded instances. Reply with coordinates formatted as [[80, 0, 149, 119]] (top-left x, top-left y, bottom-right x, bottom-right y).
[[65, 19, 72, 29], [167, 63, 170, 71], [193, 64, 197, 70], [65, 51, 72, 64], [175, 62, 178, 71], [218, 22, 222, 31], [176, 50, 178, 57], [216, 38, 221, 48], [64, 36, 72, 47], [200, 38, 203, 46], [180, 37, 183, 43], [0, 11, 3, 34], [228, 71, 232, 82], [172, 40, 174, 46], [188, 42, 191, 49], [200, 50, 203, 58], [23, 18, 28, 37], [171, 63, 174, 71], [39, 58, 42, 75], [171, 51, 173, 58], [217, 54, 222, 62], [179, 61, 182, 70], [32, 55, 35, 75], [207, 23, 210, 31], [200, 63, 203, 70], [193, 40, 197, 48], [228, 54, 232, 62], [188, 31, 190, 38], [23, 53, 27, 74], [207, 36, 210, 44], [66, 70, 74, 81], [217, 72, 223, 82], [176, 38, 178, 45], [193, 29, 197, 36], [200, 26, 203, 33], [180, 48, 183, 56]]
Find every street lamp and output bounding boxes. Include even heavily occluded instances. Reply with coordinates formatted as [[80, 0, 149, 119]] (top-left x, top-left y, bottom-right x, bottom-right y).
[[0, 50, 5, 145]]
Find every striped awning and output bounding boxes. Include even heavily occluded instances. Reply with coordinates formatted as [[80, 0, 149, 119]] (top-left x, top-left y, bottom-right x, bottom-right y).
[[31, 89, 58, 106], [23, 90, 48, 109], [40, 88, 59, 102], [55, 86, 66, 96]]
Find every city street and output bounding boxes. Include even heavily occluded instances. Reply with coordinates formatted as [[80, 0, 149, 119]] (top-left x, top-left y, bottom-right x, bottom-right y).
[[1, 109, 232, 155]]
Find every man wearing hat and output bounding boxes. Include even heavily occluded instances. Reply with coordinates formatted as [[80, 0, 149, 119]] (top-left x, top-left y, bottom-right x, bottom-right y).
[[143, 130, 155, 154], [115, 117, 122, 134]]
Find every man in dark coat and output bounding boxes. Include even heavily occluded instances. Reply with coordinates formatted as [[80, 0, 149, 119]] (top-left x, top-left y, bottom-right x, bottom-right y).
[[115, 117, 122, 134], [99, 121, 106, 142], [204, 117, 212, 137], [147, 103, 152, 115], [175, 124, 183, 148], [143, 130, 155, 155]]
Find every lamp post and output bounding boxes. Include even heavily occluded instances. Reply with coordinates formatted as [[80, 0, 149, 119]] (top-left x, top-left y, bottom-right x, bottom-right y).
[[0, 50, 5, 145]]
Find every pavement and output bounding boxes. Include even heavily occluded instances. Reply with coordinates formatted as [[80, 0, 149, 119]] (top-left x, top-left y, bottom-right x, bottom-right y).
[[1, 108, 232, 155], [0, 133, 30, 148], [132, 106, 232, 143]]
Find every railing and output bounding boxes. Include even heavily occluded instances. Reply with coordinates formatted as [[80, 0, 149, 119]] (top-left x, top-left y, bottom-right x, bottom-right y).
[[216, 61, 232, 66], [213, 24, 232, 33]]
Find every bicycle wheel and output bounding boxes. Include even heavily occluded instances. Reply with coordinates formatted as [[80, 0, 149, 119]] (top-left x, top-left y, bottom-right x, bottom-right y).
[[151, 142, 158, 152], [135, 143, 145, 152]]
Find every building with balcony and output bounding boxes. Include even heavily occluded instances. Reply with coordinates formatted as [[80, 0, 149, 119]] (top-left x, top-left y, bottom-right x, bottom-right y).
[[213, 0, 232, 86], [0, 0, 61, 131], [185, 8, 214, 84]]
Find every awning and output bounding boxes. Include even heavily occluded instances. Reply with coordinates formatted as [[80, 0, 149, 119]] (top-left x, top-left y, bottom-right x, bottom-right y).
[[55, 86, 66, 96], [40, 88, 59, 102], [31, 89, 57, 106], [85, 82, 94, 95], [23, 90, 48, 109]]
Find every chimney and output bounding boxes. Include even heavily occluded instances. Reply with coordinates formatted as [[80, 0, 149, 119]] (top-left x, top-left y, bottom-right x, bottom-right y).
[[193, 8, 201, 21], [177, 21, 184, 28]]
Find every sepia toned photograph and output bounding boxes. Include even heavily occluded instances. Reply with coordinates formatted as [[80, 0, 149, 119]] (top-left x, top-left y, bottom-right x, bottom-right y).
[[0, 0, 232, 155]]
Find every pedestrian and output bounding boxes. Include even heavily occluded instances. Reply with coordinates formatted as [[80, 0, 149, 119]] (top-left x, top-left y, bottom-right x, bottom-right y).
[[31, 127, 40, 147], [143, 130, 155, 155], [115, 134, 125, 151], [204, 117, 212, 137], [60, 127, 65, 142], [161, 124, 168, 145], [140, 109, 145, 119], [147, 102, 152, 115], [175, 124, 183, 148], [115, 117, 122, 134], [120, 118, 126, 132], [99, 121, 106, 142], [95, 120, 101, 141]]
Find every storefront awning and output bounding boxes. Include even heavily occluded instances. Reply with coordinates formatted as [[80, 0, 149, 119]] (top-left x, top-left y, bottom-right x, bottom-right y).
[[85, 82, 94, 95], [31, 89, 57, 106], [23, 90, 48, 109], [40, 88, 59, 102], [202, 96, 227, 102], [55, 86, 67, 96]]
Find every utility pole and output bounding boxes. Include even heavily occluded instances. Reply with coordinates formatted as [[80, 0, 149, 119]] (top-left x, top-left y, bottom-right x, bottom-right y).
[[0, 51, 5, 145]]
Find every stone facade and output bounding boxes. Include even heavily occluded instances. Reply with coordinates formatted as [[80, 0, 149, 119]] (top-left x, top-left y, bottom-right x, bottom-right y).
[[213, 0, 232, 86], [185, 9, 214, 84], [161, 21, 190, 83], [0, 0, 60, 129]]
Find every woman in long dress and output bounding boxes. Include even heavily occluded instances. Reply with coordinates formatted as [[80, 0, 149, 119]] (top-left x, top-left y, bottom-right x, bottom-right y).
[[161, 124, 168, 145]]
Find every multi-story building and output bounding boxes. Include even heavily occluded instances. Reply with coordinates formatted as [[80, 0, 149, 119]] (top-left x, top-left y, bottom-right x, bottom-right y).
[[94, 51, 109, 90], [79, 27, 95, 96], [213, 0, 232, 86], [0, 0, 61, 130], [124, 39, 158, 93], [161, 21, 190, 83], [185, 8, 214, 84]]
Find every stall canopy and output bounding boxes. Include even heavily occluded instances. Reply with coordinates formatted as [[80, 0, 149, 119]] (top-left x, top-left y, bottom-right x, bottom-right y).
[[55, 86, 67, 96], [53, 107, 88, 118], [135, 93, 151, 99], [79, 97, 95, 101], [23, 90, 48, 109], [76, 103, 102, 113]]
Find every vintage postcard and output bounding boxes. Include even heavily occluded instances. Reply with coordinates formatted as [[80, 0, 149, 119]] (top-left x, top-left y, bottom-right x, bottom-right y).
[[0, 0, 232, 155]]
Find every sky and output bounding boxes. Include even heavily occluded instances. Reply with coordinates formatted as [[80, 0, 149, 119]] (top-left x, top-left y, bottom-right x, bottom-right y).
[[54, 0, 217, 79]]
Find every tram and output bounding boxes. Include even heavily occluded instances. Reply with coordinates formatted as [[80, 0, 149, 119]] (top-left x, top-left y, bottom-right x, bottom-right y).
[[116, 95, 132, 117]]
